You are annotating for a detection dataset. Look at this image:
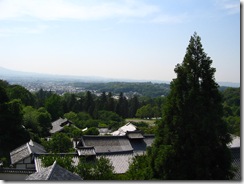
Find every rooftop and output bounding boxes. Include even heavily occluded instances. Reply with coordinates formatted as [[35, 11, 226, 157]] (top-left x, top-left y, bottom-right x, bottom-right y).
[[111, 122, 137, 136], [10, 140, 46, 165], [26, 161, 82, 180], [78, 135, 133, 154], [49, 118, 72, 134]]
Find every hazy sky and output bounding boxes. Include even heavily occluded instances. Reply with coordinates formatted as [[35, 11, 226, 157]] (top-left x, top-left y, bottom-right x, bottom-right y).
[[0, 0, 240, 83]]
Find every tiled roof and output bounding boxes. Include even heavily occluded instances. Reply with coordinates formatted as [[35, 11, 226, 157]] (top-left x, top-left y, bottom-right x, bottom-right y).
[[231, 148, 241, 180], [97, 153, 134, 174], [49, 118, 72, 134], [143, 134, 155, 147], [80, 135, 133, 154], [10, 140, 47, 165], [77, 147, 96, 156], [126, 131, 144, 139], [10, 144, 29, 165], [26, 161, 82, 180]]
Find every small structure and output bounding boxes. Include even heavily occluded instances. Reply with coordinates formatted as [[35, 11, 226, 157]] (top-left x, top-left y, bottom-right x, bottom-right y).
[[111, 123, 137, 136], [25, 161, 82, 181], [10, 140, 46, 170], [49, 118, 73, 134], [75, 133, 155, 174], [98, 127, 110, 135]]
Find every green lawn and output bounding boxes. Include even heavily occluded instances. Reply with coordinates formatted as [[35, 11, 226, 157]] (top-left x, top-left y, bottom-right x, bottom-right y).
[[125, 118, 157, 127]]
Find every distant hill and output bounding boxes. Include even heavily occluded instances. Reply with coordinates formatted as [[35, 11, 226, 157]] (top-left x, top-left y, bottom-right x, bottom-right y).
[[217, 82, 240, 88], [0, 66, 240, 87]]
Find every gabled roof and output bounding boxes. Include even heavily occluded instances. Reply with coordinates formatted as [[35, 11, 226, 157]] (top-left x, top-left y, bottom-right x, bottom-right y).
[[49, 118, 72, 134], [111, 123, 137, 136], [78, 135, 133, 154], [25, 161, 82, 180], [10, 140, 47, 165]]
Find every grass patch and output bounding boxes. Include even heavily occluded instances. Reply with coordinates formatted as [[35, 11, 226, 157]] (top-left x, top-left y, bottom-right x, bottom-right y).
[[125, 118, 156, 127]]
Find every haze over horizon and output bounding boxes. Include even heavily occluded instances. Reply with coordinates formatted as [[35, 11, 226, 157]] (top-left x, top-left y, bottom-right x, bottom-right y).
[[0, 0, 240, 83]]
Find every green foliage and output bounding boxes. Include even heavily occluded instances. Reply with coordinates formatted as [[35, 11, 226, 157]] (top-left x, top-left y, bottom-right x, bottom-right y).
[[0, 157, 8, 167], [42, 133, 73, 153], [96, 110, 124, 130], [150, 33, 234, 179], [221, 88, 240, 136], [45, 94, 64, 120], [73, 82, 170, 98], [41, 154, 75, 172], [0, 89, 30, 158], [35, 89, 53, 108], [64, 110, 124, 131], [132, 121, 157, 134], [83, 127, 99, 135], [6, 85, 36, 106], [83, 91, 95, 116], [63, 126, 83, 138], [64, 111, 92, 129], [136, 104, 153, 119], [75, 156, 115, 180], [115, 92, 128, 118], [126, 154, 153, 180], [23, 106, 52, 138]]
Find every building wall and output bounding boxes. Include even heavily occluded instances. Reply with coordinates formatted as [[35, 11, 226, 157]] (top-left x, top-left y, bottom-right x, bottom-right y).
[[15, 156, 35, 170]]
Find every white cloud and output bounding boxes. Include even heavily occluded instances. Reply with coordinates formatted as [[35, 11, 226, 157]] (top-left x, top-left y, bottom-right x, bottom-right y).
[[0, 0, 159, 21], [151, 13, 189, 24], [215, 0, 240, 15]]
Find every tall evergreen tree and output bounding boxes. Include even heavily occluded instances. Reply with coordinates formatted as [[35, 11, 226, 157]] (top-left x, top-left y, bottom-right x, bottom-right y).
[[150, 32, 233, 179], [107, 92, 115, 112], [128, 95, 140, 118], [0, 86, 30, 158], [115, 92, 128, 118], [83, 91, 95, 116]]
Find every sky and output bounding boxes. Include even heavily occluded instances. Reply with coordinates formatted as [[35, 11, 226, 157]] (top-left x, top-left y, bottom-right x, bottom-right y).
[[0, 0, 240, 83]]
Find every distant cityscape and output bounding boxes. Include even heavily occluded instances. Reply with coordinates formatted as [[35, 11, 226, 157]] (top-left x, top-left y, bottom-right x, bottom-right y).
[[0, 66, 240, 97]]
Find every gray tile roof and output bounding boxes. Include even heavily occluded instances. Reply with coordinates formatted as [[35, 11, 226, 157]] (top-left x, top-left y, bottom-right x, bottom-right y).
[[97, 153, 134, 174], [26, 161, 82, 180], [143, 134, 155, 147], [79, 135, 133, 154], [10, 140, 47, 165], [49, 118, 72, 134], [10, 144, 29, 165], [126, 131, 144, 139], [77, 147, 96, 156], [231, 147, 241, 180]]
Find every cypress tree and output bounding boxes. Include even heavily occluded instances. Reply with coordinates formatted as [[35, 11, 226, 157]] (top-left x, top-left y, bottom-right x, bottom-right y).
[[151, 32, 234, 180]]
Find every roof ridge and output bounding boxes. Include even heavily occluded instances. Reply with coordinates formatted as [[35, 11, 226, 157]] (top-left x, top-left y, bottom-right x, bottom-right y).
[[26, 142, 32, 154], [46, 161, 57, 180]]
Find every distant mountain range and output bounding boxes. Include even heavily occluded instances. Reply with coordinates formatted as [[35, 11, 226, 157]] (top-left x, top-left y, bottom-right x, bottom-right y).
[[0, 66, 240, 87]]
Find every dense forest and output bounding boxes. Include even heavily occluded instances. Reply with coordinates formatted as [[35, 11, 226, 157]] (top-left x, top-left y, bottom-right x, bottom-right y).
[[72, 81, 170, 97], [0, 79, 240, 156]]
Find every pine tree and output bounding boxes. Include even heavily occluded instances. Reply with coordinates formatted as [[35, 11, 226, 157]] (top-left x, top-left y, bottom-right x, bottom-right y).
[[150, 32, 234, 180]]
